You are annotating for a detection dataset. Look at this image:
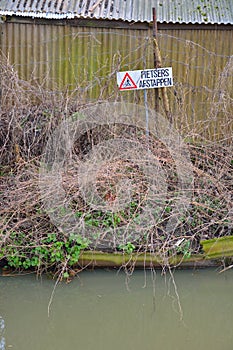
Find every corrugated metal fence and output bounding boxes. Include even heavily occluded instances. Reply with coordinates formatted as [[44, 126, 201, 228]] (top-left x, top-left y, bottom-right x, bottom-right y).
[[0, 21, 232, 140]]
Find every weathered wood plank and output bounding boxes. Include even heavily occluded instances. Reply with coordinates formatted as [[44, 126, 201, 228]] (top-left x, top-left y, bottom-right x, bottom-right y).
[[79, 237, 233, 268], [201, 236, 233, 259]]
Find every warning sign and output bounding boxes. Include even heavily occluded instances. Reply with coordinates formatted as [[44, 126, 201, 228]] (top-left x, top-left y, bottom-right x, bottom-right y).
[[119, 72, 137, 90], [117, 67, 173, 91]]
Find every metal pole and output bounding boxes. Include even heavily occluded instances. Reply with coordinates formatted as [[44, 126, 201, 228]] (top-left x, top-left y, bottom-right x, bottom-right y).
[[144, 89, 149, 148]]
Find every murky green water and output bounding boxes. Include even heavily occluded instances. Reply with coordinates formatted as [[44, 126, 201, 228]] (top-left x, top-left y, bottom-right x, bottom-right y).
[[0, 268, 233, 350]]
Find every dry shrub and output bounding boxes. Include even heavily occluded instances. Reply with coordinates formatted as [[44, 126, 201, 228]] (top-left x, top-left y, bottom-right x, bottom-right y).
[[0, 58, 232, 275]]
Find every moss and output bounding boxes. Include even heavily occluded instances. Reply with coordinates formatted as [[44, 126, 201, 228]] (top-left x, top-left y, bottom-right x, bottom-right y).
[[201, 236, 233, 259]]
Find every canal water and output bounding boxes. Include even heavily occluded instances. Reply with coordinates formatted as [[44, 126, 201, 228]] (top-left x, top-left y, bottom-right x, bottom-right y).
[[0, 268, 233, 350]]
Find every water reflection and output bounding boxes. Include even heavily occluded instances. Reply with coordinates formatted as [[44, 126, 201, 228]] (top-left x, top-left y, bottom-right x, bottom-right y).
[[0, 316, 5, 350]]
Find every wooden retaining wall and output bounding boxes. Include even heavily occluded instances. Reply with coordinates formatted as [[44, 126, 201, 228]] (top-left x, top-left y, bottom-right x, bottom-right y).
[[79, 236, 233, 269]]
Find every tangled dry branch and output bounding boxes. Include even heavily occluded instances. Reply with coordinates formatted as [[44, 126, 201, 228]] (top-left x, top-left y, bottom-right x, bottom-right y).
[[0, 57, 232, 277]]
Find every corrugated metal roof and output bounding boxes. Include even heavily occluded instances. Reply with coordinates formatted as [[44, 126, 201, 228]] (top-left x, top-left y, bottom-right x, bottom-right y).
[[0, 0, 232, 24]]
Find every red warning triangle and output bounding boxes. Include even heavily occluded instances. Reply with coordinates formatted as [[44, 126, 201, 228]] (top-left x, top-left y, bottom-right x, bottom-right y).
[[119, 72, 137, 90]]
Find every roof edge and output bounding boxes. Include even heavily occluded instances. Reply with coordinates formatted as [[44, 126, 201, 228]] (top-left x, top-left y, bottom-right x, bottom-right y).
[[0, 10, 232, 26]]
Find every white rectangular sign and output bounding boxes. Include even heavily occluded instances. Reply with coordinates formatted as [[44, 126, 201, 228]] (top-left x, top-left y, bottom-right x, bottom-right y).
[[117, 67, 173, 91]]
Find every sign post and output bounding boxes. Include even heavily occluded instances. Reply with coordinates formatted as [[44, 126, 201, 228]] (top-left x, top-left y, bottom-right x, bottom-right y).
[[117, 67, 173, 143], [117, 67, 173, 91]]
